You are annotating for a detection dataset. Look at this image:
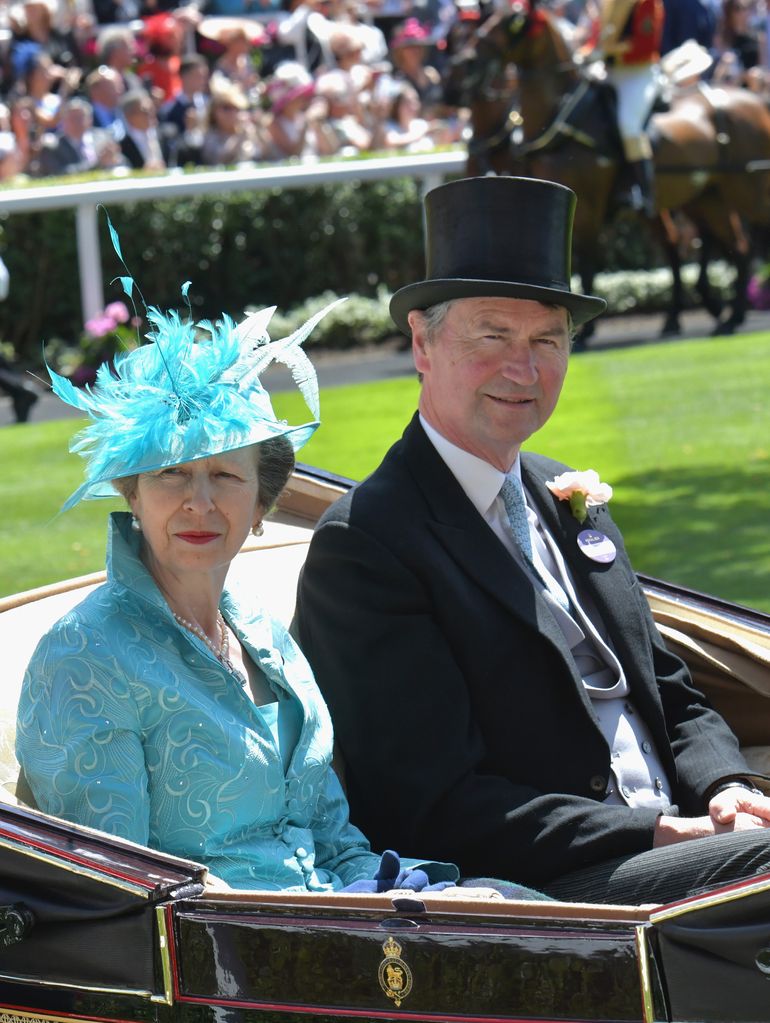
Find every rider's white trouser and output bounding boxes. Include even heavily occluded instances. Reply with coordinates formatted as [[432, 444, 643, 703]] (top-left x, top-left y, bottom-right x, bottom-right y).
[[608, 62, 661, 160]]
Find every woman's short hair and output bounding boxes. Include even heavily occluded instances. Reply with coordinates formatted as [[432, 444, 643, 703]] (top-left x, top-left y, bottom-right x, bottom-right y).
[[256, 434, 295, 513], [111, 435, 295, 513]]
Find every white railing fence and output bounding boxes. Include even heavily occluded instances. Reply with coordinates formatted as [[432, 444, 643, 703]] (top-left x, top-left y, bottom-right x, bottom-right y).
[[0, 151, 466, 324]]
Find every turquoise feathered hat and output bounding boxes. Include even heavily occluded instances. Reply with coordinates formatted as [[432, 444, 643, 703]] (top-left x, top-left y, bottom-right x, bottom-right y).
[[49, 215, 338, 513]]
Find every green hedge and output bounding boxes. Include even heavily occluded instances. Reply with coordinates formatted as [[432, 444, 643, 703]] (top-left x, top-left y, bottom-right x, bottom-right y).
[[0, 178, 428, 362], [0, 174, 735, 365]]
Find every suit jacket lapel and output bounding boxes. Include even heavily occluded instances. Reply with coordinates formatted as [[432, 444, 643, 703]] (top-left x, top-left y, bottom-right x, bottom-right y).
[[521, 455, 653, 691], [401, 418, 580, 663]]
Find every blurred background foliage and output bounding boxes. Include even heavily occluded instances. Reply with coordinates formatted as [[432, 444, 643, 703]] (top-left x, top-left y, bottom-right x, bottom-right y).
[[0, 177, 725, 366]]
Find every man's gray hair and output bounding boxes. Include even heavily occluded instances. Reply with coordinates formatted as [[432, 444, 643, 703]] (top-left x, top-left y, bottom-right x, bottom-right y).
[[418, 298, 576, 345], [97, 26, 135, 62], [420, 301, 453, 340]]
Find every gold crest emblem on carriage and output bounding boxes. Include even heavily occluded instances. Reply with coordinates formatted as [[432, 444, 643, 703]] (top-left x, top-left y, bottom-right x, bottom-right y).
[[378, 935, 413, 1007]]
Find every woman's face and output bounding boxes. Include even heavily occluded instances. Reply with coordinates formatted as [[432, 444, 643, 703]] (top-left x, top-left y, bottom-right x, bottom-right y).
[[129, 447, 262, 584], [213, 99, 242, 131]]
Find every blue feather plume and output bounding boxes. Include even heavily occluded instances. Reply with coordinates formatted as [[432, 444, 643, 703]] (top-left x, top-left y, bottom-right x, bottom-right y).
[[51, 211, 334, 511]]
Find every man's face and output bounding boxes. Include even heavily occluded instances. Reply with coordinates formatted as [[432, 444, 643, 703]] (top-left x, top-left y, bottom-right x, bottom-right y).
[[62, 106, 89, 140], [184, 65, 209, 96], [410, 296, 571, 472]]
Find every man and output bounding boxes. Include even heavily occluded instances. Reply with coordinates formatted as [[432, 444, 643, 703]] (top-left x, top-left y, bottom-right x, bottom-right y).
[[157, 53, 209, 164], [294, 175, 770, 905], [118, 89, 167, 170], [85, 65, 126, 133], [96, 26, 144, 94], [36, 98, 125, 177]]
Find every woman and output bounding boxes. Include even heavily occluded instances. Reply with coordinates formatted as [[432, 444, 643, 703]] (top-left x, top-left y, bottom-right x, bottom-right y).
[[15, 281, 458, 894], [263, 61, 333, 159], [200, 80, 264, 166], [388, 18, 445, 119]]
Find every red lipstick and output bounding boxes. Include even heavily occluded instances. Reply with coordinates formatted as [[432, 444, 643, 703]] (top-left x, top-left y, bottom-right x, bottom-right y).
[[176, 532, 219, 545]]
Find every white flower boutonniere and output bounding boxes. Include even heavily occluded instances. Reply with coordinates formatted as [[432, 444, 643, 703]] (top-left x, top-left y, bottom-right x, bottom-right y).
[[546, 469, 613, 524]]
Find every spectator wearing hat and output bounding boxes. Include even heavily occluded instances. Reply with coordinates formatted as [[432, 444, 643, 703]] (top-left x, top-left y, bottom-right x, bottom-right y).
[[329, 3, 389, 66], [197, 19, 267, 95], [200, 79, 264, 165], [263, 59, 328, 158], [389, 17, 445, 117], [118, 88, 167, 168], [137, 12, 188, 103], [313, 67, 373, 152]]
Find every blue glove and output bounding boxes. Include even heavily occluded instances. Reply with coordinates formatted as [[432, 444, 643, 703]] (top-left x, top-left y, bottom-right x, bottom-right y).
[[342, 850, 456, 893]]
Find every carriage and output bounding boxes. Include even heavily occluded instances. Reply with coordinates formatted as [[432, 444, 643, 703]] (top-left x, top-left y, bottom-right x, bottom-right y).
[[1, 464, 770, 1023]]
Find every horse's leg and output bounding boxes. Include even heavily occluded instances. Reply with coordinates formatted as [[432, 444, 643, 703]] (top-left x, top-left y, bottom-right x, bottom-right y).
[[572, 263, 597, 352], [719, 211, 751, 333], [685, 196, 752, 332], [695, 233, 724, 323], [656, 209, 683, 337]]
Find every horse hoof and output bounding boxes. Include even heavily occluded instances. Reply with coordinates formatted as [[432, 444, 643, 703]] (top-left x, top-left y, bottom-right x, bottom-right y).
[[711, 320, 735, 337], [659, 318, 680, 338]]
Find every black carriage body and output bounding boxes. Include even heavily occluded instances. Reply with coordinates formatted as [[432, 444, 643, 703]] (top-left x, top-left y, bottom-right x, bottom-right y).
[[3, 796, 770, 1023]]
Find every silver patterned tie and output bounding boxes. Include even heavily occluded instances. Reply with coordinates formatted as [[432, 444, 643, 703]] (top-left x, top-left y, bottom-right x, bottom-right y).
[[500, 475, 534, 562], [500, 475, 571, 612]]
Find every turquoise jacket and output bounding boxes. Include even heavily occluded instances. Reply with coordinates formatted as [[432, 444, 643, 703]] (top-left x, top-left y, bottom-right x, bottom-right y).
[[17, 513, 457, 892]]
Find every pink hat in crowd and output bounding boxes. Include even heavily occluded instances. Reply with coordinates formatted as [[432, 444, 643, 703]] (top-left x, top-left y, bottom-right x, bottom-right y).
[[266, 62, 315, 113], [389, 18, 432, 48]]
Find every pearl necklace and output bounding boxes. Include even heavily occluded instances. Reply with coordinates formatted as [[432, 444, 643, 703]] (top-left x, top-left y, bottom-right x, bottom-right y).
[[174, 610, 247, 686]]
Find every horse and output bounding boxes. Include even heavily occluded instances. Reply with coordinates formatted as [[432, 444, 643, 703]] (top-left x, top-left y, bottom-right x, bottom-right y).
[[444, 3, 770, 343]]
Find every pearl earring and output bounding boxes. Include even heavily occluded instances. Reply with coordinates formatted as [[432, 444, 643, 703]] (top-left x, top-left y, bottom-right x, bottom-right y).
[[131, 515, 142, 532], [251, 522, 264, 537]]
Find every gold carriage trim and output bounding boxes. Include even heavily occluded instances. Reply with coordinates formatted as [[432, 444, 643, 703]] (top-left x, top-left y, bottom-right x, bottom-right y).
[[378, 936, 413, 1008], [0, 1014, 89, 1023]]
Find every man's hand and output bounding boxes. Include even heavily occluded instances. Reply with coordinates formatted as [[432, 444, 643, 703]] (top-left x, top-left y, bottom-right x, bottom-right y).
[[709, 785, 770, 828], [654, 803, 770, 848]]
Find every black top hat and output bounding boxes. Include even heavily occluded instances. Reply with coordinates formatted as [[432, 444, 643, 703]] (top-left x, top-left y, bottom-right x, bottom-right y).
[[389, 176, 606, 334]]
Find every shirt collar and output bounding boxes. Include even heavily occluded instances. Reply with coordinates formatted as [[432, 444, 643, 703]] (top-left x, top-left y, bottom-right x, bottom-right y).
[[419, 413, 522, 518]]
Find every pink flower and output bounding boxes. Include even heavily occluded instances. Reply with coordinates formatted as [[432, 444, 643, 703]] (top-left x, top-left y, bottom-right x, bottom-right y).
[[105, 301, 130, 324], [84, 314, 118, 338], [546, 470, 612, 524]]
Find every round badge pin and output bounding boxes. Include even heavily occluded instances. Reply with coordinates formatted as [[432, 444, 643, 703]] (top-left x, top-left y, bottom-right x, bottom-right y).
[[577, 529, 616, 564]]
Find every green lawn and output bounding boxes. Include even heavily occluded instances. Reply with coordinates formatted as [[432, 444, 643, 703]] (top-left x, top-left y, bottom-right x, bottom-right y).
[[3, 331, 770, 610]]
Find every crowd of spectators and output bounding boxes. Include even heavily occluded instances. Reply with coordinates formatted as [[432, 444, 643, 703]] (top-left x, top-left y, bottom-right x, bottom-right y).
[[0, 0, 769, 182], [0, 0, 471, 181]]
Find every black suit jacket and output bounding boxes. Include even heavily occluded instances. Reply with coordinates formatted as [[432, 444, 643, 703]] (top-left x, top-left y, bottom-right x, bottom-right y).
[[294, 414, 751, 885]]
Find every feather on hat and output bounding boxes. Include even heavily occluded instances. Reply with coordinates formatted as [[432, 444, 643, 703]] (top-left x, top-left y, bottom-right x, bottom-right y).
[[49, 214, 339, 512]]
